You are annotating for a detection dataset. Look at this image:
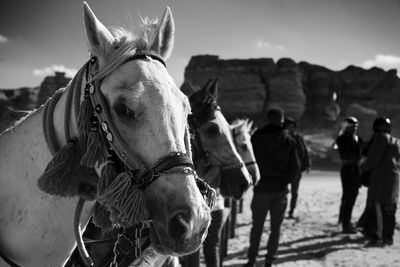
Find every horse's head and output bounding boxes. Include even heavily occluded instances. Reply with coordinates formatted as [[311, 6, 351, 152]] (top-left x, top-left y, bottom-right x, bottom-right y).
[[189, 79, 252, 200], [231, 119, 261, 186], [82, 3, 211, 255]]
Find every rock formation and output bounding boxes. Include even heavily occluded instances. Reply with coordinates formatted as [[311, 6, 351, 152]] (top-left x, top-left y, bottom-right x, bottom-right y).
[[183, 55, 400, 136], [0, 72, 71, 132], [36, 71, 71, 107]]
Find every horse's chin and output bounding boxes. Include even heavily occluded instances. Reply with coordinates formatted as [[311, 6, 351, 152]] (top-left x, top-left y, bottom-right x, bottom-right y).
[[149, 223, 177, 256], [149, 223, 202, 256]]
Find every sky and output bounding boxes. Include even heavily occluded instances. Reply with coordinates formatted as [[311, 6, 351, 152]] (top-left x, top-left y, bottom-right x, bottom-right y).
[[1, 0, 400, 88]]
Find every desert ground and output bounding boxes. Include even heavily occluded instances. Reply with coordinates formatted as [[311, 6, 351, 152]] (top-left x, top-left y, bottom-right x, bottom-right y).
[[214, 170, 400, 267]]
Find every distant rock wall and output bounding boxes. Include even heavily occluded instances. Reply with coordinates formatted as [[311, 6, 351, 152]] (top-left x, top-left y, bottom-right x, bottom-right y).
[[184, 55, 274, 118], [183, 55, 400, 135], [36, 71, 71, 107], [0, 72, 71, 132]]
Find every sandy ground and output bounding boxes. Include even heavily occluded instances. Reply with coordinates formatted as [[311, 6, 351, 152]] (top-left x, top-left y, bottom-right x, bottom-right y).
[[215, 170, 400, 267]]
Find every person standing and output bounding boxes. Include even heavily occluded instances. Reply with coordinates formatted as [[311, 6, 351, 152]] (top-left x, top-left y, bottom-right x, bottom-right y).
[[361, 116, 400, 245], [336, 116, 363, 233], [284, 117, 311, 219], [244, 108, 300, 267]]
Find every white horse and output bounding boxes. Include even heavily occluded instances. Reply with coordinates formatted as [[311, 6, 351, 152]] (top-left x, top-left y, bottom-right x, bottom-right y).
[[0, 3, 211, 267], [231, 118, 261, 185]]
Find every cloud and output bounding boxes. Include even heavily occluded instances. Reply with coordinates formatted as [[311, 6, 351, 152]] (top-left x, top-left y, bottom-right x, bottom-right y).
[[0, 34, 8, 44], [256, 39, 285, 51], [361, 54, 400, 71], [33, 65, 77, 78]]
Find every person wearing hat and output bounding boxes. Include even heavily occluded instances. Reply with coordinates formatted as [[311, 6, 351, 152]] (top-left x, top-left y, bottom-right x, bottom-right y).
[[361, 116, 400, 245], [336, 116, 363, 233]]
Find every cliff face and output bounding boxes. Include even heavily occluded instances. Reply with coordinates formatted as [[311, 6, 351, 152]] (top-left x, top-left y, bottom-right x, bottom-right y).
[[36, 71, 71, 107], [183, 55, 400, 135], [184, 55, 274, 117]]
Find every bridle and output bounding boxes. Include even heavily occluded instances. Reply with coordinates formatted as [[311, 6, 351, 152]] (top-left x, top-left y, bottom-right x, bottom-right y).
[[85, 53, 194, 190], [76, 52, 216, 266]]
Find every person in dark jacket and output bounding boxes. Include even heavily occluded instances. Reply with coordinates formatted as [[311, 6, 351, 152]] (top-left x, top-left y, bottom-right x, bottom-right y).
[[361, 116, 400, 246], [356, 136, 377, 239], [336, 116, 363, 233], [284, 117, 311, 219], [244, 108, 300, 267]]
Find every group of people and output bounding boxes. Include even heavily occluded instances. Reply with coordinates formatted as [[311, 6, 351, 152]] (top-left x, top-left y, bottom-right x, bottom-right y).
[[243, 109, 399, 267], [336, 116, 399, 246]]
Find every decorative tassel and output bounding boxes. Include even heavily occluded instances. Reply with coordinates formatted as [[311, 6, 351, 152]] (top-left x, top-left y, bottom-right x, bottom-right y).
[[80, 117, 108, 168], [77, 84, 93, 135], [97, 161, 116, 196], [37, 140, 82, 197], [98, 170, 147, 228]]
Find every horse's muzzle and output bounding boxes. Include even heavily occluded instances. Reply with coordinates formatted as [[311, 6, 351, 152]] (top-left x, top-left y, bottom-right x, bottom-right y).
[[220, 167, 251, 199]]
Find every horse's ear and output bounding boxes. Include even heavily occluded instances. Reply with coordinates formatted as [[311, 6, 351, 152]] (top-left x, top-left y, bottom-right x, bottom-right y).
[[150, 7, 175, 60], [250, 126, 258, 136], [248, 120, 254, 130], [83, 2, 114, 59], [205, 79, 219, 100]]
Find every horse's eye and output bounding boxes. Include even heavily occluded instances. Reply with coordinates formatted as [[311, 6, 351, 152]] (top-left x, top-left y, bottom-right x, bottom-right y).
[[113, 103, 136, 118], [206, 125, 220, 136]]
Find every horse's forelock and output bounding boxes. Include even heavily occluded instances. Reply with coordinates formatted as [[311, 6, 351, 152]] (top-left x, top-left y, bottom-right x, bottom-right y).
[[92, 20, 160, 83]]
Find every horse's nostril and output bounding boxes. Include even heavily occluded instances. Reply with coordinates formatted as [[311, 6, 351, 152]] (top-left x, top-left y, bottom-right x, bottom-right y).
[[169, 212, 190, 241]]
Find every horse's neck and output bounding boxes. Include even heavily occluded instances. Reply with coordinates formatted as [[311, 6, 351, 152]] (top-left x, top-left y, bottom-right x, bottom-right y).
[[0, 91, 94, 267]]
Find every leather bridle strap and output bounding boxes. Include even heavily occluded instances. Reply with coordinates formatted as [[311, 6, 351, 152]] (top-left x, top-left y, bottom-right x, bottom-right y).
[[245, 161, 257, 167], [139, 152, 194, 189]]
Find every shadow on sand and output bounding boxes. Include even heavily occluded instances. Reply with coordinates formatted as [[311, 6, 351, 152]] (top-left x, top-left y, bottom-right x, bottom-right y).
[[222, 232, 367, 267]]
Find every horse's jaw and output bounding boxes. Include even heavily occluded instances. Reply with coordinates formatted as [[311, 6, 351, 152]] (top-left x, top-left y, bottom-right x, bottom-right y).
[[143, 172, 211, 255]]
